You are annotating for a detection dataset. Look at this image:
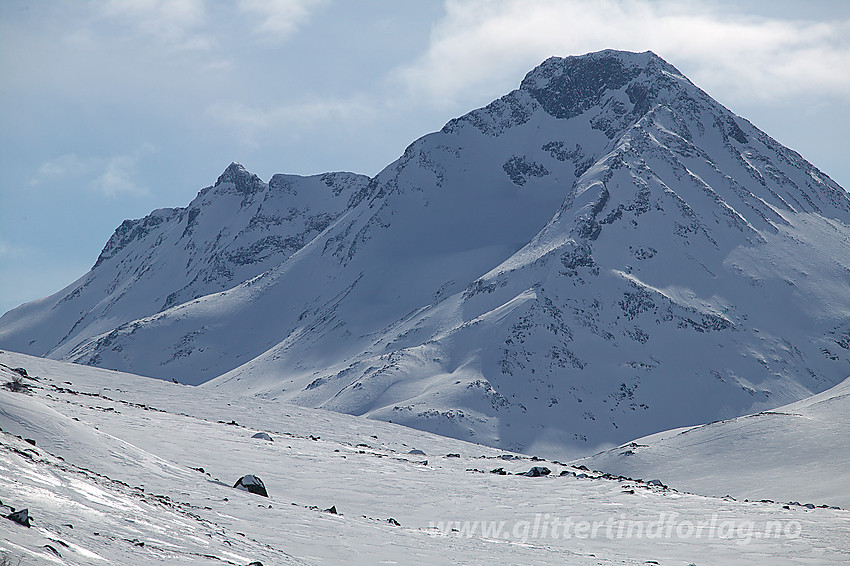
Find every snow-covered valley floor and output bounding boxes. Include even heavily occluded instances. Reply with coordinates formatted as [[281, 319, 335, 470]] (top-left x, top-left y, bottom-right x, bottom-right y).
[[578, 375, 850, 510], [1, 350, 848, 565]]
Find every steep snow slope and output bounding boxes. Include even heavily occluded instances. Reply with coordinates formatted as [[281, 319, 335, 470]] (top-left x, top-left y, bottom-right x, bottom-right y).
[[576, 374, 850, 508], [0, 165, 369, 359], [1, 351, 848, 565], [2, 50, 849, 460]]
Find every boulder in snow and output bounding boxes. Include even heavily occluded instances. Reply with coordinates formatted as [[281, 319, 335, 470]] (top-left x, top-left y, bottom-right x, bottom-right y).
[[523, 466, 551, 477], [6, 508, 31, 527], [233, 475, 268, 497], [251, 432, 273, 441]]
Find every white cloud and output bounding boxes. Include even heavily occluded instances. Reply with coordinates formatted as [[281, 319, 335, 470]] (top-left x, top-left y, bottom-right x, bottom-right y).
[[0, 239, 27, 260], [206, 97, 376, 146], [395, 0, 850, 107], [30, 144, 157, 197], [238, 0, 328, 41], [98, 0, 211, 50], [30, 154, 93, 184]]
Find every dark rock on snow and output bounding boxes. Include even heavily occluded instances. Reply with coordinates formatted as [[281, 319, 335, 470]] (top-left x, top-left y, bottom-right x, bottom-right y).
[[233, 475, 268, 497], [7, 508, 31, 527], [524, 466, 551, 477], [43, 544, 60, 557]]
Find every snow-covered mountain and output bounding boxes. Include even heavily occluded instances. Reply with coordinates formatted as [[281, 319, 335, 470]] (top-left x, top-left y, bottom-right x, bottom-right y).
[[0, 166, 368, 359], [2, 350, 847, 565], [2, 50, 849, 460]]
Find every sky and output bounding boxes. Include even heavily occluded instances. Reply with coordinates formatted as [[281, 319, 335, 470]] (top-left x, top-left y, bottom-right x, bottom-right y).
[[1, 0, 849, 316]]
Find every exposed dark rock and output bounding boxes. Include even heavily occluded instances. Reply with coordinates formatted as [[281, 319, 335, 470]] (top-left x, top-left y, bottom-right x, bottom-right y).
[[251, 432, 273, 441], [215, 162, 264, 196], [503, 156, 549, 186], [523, 466, 551, 477], [521, 53, 643, 120], [324, 505, 338, 515], [43, 545, 60, 557], [3, 375, 31, 394], [233, 475, 268, 497], [6, 508, 30, 527]]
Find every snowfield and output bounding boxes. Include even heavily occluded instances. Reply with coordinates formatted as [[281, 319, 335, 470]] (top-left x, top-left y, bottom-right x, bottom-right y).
[[578, 373, 850, 508], [1, 351, 849, 565]]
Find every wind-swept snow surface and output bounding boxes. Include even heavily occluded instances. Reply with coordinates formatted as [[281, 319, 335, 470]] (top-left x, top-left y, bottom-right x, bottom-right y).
[[1, 351, 848, 564], [2, 50, 849, 460], [577, 374, 850, 508]]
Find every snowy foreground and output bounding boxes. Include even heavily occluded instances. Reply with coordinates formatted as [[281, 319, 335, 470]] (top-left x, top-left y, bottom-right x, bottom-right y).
[[1, 351, 848, 565]]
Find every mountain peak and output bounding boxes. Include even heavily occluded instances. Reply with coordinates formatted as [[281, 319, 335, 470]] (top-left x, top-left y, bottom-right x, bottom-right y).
[[214, 162, 264, 195], [520, 50, 683, 120]]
